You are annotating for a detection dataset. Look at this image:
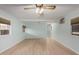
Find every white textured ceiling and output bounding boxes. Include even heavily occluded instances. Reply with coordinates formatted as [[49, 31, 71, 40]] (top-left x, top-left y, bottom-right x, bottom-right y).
[[0, 4, 79, 21]]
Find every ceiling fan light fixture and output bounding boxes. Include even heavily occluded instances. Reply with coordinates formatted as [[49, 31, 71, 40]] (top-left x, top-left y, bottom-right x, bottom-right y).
[[36, 7, 40, 13], [39, 8, 44, 14], [36, 7, 44, 14]]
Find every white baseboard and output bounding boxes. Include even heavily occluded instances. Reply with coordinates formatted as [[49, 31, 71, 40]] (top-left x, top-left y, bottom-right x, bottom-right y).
[[0, 38, 25, 54], [51, 37, 79, 55]]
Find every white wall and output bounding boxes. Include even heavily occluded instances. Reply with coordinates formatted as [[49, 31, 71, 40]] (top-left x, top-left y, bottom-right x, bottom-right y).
[[51, 8, 79, 54], [0, 10, 27, 53], [24, 21, 50, 38]]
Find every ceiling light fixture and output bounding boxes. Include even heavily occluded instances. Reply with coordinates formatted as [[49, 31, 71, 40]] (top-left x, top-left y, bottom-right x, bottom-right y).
[[36, 7, 44, 14], [35, 4, 44, 15]]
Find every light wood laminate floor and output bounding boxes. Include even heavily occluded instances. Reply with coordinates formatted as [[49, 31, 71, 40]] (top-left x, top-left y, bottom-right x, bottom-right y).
[[0, 38, 77, 55]]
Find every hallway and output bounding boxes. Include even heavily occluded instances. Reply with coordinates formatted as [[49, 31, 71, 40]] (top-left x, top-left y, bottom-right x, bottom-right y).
[[1, 38, 77, 55]]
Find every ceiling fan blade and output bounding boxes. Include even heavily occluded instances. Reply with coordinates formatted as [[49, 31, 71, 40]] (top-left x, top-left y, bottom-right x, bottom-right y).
[[24, 5, 35, 10], [43, 6, 56, 10], [42, 4, 56, 9], [24, 7, 35, 10], [44, 7, 55, 9]]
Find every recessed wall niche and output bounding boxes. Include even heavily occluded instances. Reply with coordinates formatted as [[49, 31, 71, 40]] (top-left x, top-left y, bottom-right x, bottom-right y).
[[0, 17, 10, 35]]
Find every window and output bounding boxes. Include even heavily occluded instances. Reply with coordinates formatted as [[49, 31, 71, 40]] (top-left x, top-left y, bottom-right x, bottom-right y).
[[0, 18, 10, 35], [71, 17, 79, 36]]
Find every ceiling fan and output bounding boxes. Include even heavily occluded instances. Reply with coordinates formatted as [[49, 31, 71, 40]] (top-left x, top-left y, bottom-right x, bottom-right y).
[[24, 4, 56, 15]]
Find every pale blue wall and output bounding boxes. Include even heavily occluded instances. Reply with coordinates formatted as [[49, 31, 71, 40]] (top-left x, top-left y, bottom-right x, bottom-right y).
[[24, 22, 50, 38], [0, 9, 27, 53], [51, 8, 79, 54]]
